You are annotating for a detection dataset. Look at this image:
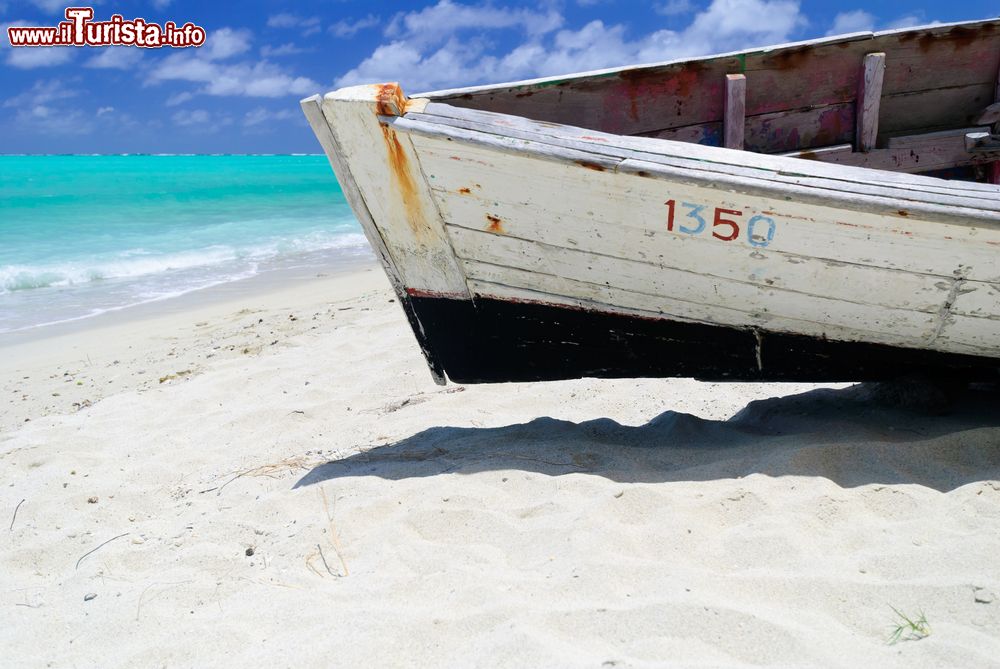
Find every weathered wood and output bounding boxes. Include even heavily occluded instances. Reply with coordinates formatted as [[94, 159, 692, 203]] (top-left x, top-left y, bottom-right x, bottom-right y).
[[422, 20, 1000, 153], [318, 86, 470, 300], [415, 133, 1000, 285], [723, 74, 746, 150], [966, 131, 1000, 152], [407, 133, 1000, 356], [990, 64, 1000, 185], [416, 101, 1000, 196], [856, 53, 886, 152], [394, 112, 1000, 220], [781, 144, 853, 159]]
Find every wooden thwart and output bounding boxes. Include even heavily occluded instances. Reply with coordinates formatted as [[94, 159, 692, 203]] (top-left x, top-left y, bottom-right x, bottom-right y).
[[990, 64, 1000, 184], [723, 74, 746, 150], [856, 52, 886, 152]]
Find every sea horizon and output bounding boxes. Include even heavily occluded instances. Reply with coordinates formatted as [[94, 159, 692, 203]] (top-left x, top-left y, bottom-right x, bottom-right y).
[[0, 154, 369, 335]]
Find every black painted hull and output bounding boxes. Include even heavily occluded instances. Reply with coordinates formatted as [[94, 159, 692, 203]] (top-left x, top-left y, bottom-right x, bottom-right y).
[[403, 295, 1000, 384]]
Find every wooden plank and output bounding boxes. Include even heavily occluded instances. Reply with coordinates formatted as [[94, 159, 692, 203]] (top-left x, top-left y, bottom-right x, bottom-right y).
[[446, 223, 948, 318], [991, 64, 1000, 185], [724, 74, 746, 150], [856, 53, 886, 152], [317, 85, 471, 300], [966, 132, 1000, 152], [803, 128, 1000, 172], [415, 101, 1000, 197], [408, 132, 1000, 283], [781, 144, 853, 159], [397, 113, 1000, 221], [639, 100, 844, 155]]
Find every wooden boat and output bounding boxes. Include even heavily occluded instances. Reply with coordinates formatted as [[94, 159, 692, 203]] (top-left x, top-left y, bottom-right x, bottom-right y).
[[302, 20, 1000, 385]]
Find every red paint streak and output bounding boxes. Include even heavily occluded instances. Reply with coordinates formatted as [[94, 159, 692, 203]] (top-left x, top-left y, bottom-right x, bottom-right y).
[[485, 214, 505, 234], [405, 287, 468, 299], [458, 187, 472, 194], [449, 156, 462, 161], [580, 135, 609, 142], [575, 160, 606, 172]]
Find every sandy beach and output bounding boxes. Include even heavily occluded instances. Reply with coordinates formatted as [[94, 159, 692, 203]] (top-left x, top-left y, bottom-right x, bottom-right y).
[[3, 261, 1000, 668]]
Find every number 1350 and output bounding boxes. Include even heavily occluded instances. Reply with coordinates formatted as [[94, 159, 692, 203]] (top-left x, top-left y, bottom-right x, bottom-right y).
[[664, 199, 776, 248]]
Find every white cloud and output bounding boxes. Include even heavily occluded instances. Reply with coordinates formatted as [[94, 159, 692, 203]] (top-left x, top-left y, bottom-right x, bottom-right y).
[[13, 104, 92, 135], [29, 0, 72, 13], [172, 108, 212, 126], [266, 13, 322, 36], [329, 14, 380, 38], [149, 26, 319, 99], [884, 15, 934, 30], [2, 79, 78, 108], [165, 91, 193, 106], [152, 54, 319, 98], [204, 27, 252, 60], [656, 0, 697, 15], [261, 42, 308, 57], [826, 10, 875, 36], [85, 46, 143, 69], [96, 106, 114, 116], [384, 1, 563, 48], [243, 107, 299, 127], [337, 0, 807, 93], [151, 0, 173, 9]]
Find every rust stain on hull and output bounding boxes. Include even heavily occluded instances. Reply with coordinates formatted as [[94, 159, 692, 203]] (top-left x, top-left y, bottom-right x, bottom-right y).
[[380, 123, 430, 239], [375, 83, 406, 116], [485, 214, 505, 234]]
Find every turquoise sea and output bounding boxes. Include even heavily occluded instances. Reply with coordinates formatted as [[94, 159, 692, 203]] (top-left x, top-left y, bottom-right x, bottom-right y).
[[0, 155, 368, 333]]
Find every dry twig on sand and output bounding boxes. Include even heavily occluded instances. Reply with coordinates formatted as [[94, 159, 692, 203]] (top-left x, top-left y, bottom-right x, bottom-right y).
[[76, 532, 129, 570], [200, 455, 314, 495], [9, 498, 25, 531], [305, 487, 349, 578]]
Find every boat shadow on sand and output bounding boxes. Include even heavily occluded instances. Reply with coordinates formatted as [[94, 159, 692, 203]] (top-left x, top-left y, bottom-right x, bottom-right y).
[[295, 381, 1000, 493]]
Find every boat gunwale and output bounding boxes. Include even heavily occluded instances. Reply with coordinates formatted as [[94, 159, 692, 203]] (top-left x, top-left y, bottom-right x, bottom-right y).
[[412, 18, 1000, 100]]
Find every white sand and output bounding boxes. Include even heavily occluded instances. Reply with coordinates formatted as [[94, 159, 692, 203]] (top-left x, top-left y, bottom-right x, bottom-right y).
[[2, 261, 999, 667]]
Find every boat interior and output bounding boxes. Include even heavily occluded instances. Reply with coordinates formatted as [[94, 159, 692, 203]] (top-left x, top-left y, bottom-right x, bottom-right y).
[[420, 20, 1000, 184]]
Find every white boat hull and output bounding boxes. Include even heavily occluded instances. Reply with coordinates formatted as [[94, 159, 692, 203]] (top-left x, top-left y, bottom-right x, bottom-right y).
[[303, 58, 1000, 384]]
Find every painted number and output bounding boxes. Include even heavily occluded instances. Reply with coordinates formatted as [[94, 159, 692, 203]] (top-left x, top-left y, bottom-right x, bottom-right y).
[[747, 214, 776, 247], [679, 203, 707, 234], [712, 208, 742, 241], [663, 199, 776, 247]]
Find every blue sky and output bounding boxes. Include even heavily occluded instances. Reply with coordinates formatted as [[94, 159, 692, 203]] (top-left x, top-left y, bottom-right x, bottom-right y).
[[1, 0, 996, 153]]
